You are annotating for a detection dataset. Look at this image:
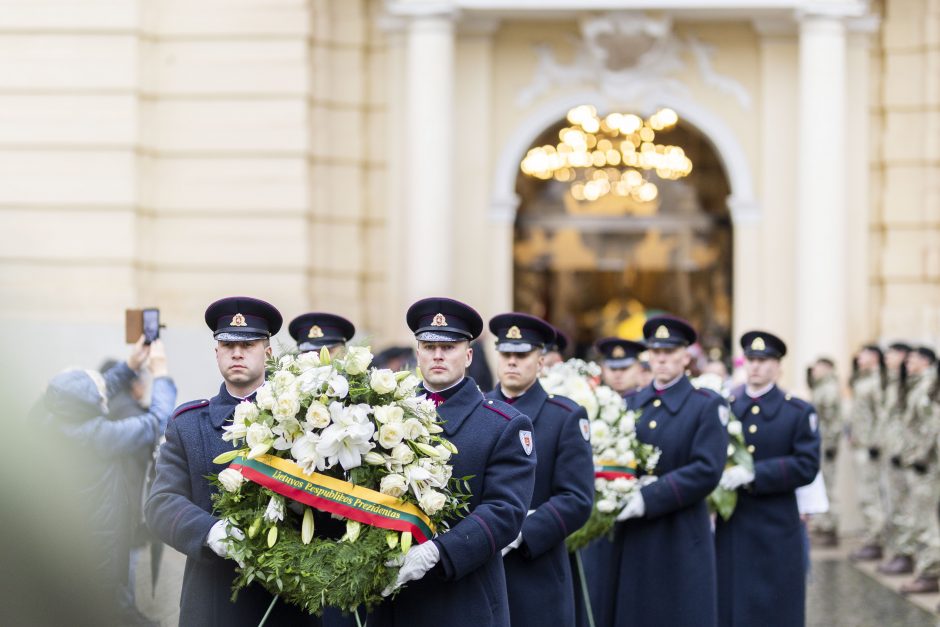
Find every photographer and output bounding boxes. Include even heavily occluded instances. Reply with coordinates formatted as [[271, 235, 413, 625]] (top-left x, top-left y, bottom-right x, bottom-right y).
[[34, 336, 176, 625]]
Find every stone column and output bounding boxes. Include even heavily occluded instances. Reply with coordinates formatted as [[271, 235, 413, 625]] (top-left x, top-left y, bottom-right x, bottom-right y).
[[796, 12, 848, 378], [403, 9, 456, 303]]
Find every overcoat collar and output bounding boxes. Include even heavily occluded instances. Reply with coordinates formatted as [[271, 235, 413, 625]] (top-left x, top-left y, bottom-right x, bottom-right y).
[[434, 377, 483, 437], [495, 380, 548, 425], [210, 383, 246, 428], [732, 384, 784, 421], [634, 376, 694, 414]]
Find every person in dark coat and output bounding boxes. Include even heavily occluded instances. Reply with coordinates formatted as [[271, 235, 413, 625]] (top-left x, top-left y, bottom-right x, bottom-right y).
[[715, 331, 820, 627], [288, 312, 355, 357], [485, 313, 594, 627], [38, 337, 176, 626], [591, 315, 728, 627], [369, 297, 538, 627], [596, 337, 647, 398], [145, 296, 321, 627]]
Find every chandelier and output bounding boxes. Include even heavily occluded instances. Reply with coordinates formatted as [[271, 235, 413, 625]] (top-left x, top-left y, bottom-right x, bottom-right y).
[[520, 105, 693, 203]]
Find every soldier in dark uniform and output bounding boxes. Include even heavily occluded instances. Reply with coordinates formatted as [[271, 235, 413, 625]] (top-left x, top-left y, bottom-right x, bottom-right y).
[[369, 297, 538, 627], [288, 312, 355, 356], [145, 297, 321, 627], [593, 316, 728, 627], [596, 337, 646, 397], [715, 331, 821, 627], [543, 326, 570, 368], [484, 313, 594, 627]]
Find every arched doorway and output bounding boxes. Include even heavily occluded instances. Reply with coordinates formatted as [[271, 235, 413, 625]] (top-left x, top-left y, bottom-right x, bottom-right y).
[[512, 110, 733, 361]]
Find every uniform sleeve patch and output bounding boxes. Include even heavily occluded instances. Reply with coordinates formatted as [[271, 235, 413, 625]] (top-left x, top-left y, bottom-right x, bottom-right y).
[[172, 399, 209, 420], [809, 412, 818, 433], [718, 405, 730, 426], [519, 430, 534, 455], [579, 418, 591, 442]]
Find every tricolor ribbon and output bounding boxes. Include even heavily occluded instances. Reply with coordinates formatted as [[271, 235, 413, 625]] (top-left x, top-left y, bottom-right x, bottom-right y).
[[229, 454, 435, 543], [594, 459, 638, 481]]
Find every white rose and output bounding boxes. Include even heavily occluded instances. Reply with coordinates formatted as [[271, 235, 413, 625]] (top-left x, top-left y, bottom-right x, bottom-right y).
[[297, 365, 332, 394], [595, 478, 608, 491], [390, 443, 415, 466], [596, 498, 618, 514], [326, 374, 349, 399], [370, 369, 397, 395], [273, 394, 301, 421], [222, 416, 248, 443], [620, 410, 636, 432], [378, 423, 405, 449], [305, 402, 331, 429], [234, 401, 260, 424], [344, 346, 373, 375], [278, 354, 295, 370], [246, 422, 274, 459], [728, 420, 742, 437], [380, 474, 408, 498], [418, 490, 447, 516], [255, 384, 275, 410], [295, 351, 321, 372], [374, 404, 404, 425], [395, 374, 421, 399], [402, 418, 428, 440], [272, 370, 297, 395], [218, 468, 245, 492], [591, 421, 610, 442]]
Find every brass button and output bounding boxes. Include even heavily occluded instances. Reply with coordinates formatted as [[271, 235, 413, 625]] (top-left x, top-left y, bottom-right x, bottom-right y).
[[751, 406, 760, 415], [785, 394, 792, 401], [653, 399, 662, 407], [549, 394, 554, 398], [487, 400, 493, 404], [649, 420, 658, 429], [747, 445, 755, 453], [749, 424, 758, 434], [729, 395, 736, 402]]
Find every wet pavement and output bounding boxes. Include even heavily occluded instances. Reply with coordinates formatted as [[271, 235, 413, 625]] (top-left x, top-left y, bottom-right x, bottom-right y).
[[808, 557, 938, 627]]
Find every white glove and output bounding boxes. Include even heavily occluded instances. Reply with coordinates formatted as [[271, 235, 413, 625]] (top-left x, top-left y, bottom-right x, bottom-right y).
[[616, 492, 646, 521], [638, 475, 658, 488], [719, 465, 755, 491], [206, 519, 245, 559], [501, 532, 524, 556], [382, 541, 440, 596]]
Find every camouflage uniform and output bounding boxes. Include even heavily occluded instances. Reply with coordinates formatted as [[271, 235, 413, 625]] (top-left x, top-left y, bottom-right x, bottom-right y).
[[810, 373, 842, 535], [896, 370, 940, 579], [850, 370, 885, 546], [882, 371, 910, 557]]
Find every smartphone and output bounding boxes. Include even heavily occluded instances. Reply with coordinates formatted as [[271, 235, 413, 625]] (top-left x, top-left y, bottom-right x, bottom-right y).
[[126, 308, 161, 344], [142, 308, 160, 344]]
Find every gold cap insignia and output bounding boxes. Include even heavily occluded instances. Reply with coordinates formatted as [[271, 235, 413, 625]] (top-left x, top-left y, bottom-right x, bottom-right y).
[[655, 325, 670, 339], [751, 336, 766, 351], [308, 325, 324, 339], [230, 313, 247, 327], [431, 313, 447, 327], [506, 325, 523, 340], [612, 346, 626, 358]]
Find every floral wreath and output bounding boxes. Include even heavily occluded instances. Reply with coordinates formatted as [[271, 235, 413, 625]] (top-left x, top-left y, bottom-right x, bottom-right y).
[[210, 347, 470, 616]]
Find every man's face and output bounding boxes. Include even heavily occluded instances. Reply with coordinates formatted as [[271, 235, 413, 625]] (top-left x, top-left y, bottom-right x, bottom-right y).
[[885, 348, 907, 371], [810, 361, 832, 381], [602, 363, 641, 394], [496, 349, 543, 396], [216, 340, 271, 389], [906, 352, 931, 376], [745, 356, 781, 389], [416, 341, 471, 390], [648, 347, 691, 385], [542, 351, 563, 369]]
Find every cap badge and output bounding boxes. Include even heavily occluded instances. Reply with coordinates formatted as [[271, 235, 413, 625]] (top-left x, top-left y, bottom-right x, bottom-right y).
[[612, 346, 626, 358], [751, 337, 766, 351], [230, 313, 247, 327], [655, 325, 670, 339], [431, 313, 448, 327], [506, 325, 522, 340], [308, 325, 324, 339]]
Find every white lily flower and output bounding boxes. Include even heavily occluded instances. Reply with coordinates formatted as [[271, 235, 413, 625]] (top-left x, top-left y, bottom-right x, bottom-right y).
[[263, 495, 285, 522]]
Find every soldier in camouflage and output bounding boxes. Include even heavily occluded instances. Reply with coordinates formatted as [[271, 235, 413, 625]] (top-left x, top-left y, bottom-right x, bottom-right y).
[[808, 357, 842, 546], [848, 345, 887, 561]]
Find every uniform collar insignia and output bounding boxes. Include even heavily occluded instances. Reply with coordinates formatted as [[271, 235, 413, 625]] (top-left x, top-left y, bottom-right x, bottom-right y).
[[431, 313, 448, 327], [230, 313, 247, 327], [308, 325, 324, 339], [506, 325, 522, 340]]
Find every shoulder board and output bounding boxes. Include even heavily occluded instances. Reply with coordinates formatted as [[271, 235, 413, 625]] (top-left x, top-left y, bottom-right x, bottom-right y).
[[693, 387, 722, 400], [784, 394, 811, 410], [172, 399, 209, 420], [546, 394, 578, 412], [483, 399, 516, 421]]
